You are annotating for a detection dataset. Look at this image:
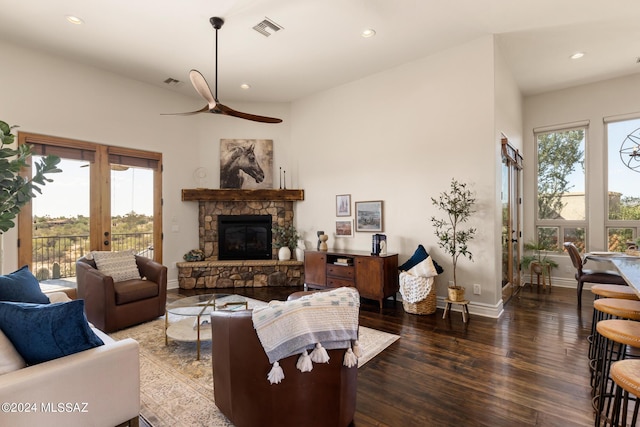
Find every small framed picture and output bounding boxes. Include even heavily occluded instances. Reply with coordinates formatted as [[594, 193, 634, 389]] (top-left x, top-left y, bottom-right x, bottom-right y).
[[335, 219, 353, 237], [336, 194, 351, 217], [355, 201, 383, 232]]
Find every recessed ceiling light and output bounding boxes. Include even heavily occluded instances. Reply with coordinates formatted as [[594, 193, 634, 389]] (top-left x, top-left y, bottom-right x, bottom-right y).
[[570, 52, 585, 60], [361, 29, 376, 38], [240, 83, 251, 90], [65, 15, 84, 25]]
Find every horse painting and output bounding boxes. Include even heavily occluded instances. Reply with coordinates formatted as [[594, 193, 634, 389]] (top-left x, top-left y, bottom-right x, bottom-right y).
[[219, 139, 273, 189]]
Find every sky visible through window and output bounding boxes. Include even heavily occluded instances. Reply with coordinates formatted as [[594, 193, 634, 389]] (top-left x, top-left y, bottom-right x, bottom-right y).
[[31, 157, 154, 217]]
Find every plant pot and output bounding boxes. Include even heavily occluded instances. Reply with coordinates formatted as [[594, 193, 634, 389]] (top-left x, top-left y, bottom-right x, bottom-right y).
[[447, 286, 465, 302], [278, 246, 291, 261]]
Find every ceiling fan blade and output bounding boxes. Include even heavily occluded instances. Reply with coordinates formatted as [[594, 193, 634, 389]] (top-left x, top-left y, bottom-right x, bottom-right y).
[[189, 69, 217, 109], [215, 103, 283, 123], [160, 105, 209, 116]]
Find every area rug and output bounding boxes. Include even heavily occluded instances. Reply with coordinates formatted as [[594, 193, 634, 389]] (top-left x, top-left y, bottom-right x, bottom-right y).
[[110, 298, 399, 427]]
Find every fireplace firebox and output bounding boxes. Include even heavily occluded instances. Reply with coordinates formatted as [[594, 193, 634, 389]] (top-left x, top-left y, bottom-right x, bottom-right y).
[[218, 215, 272, 260]]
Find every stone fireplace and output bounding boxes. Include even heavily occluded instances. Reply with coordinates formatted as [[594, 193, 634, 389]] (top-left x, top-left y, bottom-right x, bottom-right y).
[[177, 189, 305, 290]]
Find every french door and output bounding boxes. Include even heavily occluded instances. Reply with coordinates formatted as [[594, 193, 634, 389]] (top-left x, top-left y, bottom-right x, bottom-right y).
[[501, 137, 523, 304], [16, 133, 162, 280]]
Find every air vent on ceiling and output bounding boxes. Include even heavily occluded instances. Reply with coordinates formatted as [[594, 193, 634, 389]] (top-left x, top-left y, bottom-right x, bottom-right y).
[[163, 77, 182, 87], [252, 17, 283, 37]]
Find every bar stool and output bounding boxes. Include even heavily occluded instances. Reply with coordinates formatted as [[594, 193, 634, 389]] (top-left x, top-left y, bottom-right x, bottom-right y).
[[589, 286, 639, 360], [607, 359, 640, 426], [593, 320, 640, 426], [590, 299, 640, 392]]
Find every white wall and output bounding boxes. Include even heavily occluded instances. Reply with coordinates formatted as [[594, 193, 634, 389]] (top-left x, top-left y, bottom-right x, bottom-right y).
[[290, 35, 511, 315], [523, 72, 640, 284]]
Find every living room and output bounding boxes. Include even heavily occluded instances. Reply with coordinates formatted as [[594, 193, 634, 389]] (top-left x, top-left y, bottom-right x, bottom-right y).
[[1, 1, 640, 425]]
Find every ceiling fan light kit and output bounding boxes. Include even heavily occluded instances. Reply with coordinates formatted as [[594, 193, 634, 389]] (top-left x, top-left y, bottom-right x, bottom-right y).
[[165, 17, 282, 124]]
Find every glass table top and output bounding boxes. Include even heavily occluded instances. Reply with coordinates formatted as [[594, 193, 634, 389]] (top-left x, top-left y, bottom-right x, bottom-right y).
[[166, 293, 248, 316]]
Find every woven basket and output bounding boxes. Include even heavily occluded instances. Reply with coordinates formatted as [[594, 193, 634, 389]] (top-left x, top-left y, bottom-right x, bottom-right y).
[[447, 286, 465, 302], [403, 286, 437, 315]]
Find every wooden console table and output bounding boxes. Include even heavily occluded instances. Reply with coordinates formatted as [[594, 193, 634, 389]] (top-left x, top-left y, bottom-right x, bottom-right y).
[[304, 249, 399, 309]]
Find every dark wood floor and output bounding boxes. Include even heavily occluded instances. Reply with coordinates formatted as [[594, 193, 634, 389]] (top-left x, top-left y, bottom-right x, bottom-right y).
[[166, 285, 595, 427]]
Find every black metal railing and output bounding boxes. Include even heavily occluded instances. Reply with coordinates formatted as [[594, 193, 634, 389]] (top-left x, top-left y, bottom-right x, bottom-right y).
[[32, 233, 153, 280]]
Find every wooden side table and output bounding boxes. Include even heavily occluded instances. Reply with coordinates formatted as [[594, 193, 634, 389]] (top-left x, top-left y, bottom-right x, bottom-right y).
[[442, 299, 470, 323]]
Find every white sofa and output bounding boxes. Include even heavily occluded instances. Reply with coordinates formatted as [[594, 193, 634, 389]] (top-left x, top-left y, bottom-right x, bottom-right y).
[[0, 321, 140, 426]]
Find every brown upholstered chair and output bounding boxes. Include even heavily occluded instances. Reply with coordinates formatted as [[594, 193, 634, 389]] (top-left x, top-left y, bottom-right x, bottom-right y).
[[210, 309, 358, 427], [563, 242, 627, 307], [76, 255, 167, 332]]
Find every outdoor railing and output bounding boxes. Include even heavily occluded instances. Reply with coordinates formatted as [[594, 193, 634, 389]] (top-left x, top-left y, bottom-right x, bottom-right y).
[[32, 233, 154, 280]]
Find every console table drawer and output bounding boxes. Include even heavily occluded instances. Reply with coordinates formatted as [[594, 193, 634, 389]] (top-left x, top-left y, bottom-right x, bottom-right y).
[[326, 265, 354, 279], [327, 277, 355, 288]]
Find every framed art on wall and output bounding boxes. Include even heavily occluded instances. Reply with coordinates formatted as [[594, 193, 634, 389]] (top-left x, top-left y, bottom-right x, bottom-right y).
[[220, 139, 273, 189], [335, 219, 353, 237], [336, 194, 351, 217], [355, 200, 383, 232]]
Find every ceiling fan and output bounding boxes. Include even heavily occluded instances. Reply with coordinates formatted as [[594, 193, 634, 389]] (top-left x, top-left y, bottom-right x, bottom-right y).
[[165, 17, 282, 124]]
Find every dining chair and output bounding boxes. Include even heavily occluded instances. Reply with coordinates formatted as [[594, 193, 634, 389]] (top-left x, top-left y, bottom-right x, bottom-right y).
[[563, 242, 627, 307]]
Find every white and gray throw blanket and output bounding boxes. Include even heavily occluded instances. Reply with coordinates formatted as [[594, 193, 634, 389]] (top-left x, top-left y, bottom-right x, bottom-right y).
[[251, 287, 360, 384]]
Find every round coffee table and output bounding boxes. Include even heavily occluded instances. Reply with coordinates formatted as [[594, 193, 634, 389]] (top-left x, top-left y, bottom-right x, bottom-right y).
[[165, 293, 248, 359]]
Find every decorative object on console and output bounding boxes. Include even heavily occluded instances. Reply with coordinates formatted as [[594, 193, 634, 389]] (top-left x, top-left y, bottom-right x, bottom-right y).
[[371, 234, 386, 255], [220, 139, 273, 189], [183, 249, 205, 262], [431, 179, 477, 302], [319, 234, 329, 251], [336, 220, 353, 237], [336, 194, 351, 216], [163, 17, 282, 123], [355, 200, 383, 232], [317, 230, 324, 250]]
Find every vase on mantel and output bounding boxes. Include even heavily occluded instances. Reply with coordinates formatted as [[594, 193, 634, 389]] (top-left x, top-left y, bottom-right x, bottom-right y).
[[278, 246, 291, 261], [295, 239, 305, 262]]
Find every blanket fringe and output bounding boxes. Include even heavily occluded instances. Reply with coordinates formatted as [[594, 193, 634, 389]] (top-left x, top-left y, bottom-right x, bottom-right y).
[[343, 347, 358, 368], [296, 350, 313, 372], [310, 343, 330, 363], [267, 361, 284, 384], [352, 340, 362, 358]]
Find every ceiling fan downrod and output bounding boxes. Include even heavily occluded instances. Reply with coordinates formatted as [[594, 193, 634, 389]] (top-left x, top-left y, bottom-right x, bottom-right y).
[[210, 17, 224, 101]]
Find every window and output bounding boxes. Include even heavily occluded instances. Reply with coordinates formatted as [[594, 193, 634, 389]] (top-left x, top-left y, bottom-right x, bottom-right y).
[[535, 126, 587, 251], [606, 117, 640, 251]]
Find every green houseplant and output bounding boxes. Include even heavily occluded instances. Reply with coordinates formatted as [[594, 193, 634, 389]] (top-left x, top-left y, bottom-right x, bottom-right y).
[[520, 240, 559, 289], [271, 223, 299, 261], [0, 120, 61, 233], [431, 179, 477, 301]]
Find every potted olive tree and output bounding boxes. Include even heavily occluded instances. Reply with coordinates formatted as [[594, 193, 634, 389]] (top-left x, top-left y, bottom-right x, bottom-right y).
[[431, 179, 477, 301], [0, 120, 61, 233]]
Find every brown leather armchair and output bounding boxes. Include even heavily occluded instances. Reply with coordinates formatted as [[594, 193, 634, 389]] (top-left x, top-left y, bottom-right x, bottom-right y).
[[76, 255, 167, 333], [210, 309, 358, 427]]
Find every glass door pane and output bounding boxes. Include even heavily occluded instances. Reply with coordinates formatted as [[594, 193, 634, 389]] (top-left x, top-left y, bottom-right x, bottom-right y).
[[110, 164, 155, 258], [30, 157, 90, 281]]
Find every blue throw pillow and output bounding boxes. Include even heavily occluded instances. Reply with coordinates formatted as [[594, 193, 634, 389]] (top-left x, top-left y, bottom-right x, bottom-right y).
[[0, 300, 104, 365], [399, 245, 444, 274], [0, 265, 50, 304]]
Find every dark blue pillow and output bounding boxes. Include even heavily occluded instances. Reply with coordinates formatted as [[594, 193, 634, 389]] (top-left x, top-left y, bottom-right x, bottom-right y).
[[399, 245, 444, 274], [0, 265, 50, 304], [0, 300, 104, 365]]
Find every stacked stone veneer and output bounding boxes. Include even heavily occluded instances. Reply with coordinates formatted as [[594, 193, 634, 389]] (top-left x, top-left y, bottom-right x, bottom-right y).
[[177, 199, 303, 289]]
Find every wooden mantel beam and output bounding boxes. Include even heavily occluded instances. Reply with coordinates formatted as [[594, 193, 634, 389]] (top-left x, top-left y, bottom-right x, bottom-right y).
[[181, 189, 304, 202]]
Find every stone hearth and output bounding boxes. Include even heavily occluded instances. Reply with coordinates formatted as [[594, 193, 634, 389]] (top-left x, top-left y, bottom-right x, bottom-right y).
[[178, 189, 305, 289]]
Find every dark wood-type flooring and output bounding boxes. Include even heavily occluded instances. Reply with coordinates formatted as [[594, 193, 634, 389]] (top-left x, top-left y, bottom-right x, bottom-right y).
[[146, 285, 595, 427]]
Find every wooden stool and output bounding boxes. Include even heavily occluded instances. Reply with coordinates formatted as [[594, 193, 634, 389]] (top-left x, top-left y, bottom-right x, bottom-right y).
[[442, 299, 470, 323], [594, 320, 640, 426], [608, 359, 640, 426]]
